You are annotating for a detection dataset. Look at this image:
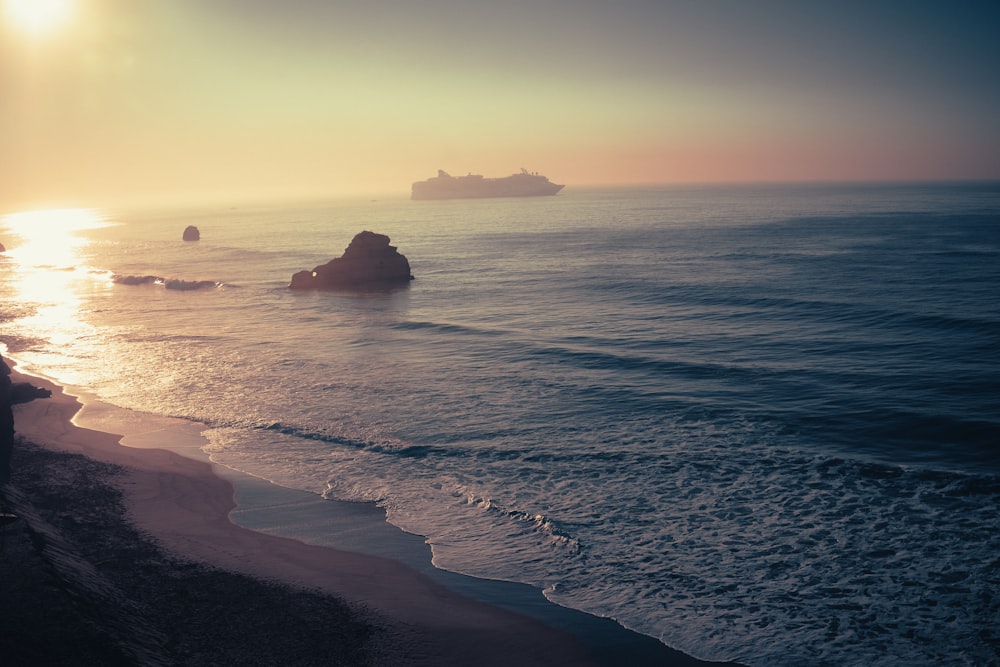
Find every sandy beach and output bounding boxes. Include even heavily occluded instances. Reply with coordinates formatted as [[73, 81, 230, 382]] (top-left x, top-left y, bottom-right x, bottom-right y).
[[1, 366, 728, 666]]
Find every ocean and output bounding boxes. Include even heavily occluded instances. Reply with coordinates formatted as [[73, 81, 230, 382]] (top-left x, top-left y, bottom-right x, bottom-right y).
[[2, 183, 999, 666]]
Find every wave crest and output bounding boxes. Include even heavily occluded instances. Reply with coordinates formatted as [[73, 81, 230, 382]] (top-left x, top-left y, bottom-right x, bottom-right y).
[[459, 487, 581, 552]]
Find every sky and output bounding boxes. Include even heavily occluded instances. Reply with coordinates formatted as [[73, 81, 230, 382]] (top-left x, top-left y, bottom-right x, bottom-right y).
[[1, 0, 999, 209]]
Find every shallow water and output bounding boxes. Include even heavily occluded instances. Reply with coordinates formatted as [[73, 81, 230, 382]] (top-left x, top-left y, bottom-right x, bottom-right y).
[[3, 183, 999, 665]]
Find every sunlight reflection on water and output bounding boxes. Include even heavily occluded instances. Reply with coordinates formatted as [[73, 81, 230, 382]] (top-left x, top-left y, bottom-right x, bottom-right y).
[[1, 208, 112, 376], [2, 208, 109, 265]]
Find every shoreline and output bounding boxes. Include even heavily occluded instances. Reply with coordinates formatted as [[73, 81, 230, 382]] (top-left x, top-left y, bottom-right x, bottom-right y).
[[4, 363, 736, 666]]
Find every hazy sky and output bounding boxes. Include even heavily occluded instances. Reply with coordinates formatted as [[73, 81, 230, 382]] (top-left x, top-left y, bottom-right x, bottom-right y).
[[2, 0, 998, 208]]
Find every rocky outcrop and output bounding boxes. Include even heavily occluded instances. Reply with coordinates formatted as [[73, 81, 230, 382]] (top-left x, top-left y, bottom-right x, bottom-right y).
[[183, 226, 200, 241], [11, 382, 52, 403], [111, 274, 221, 290], [289, 231, 413, 290], [2, 353, 51, 482]]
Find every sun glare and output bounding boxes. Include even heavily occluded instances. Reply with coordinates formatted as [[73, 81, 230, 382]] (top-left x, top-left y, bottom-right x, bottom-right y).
[[1, 208, 107, 267], [0, 208, 108, 353], [2, 0, 74, 37]]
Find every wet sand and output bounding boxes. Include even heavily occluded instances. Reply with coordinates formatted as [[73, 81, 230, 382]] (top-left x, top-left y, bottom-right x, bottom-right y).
[[1, 367, 736, 666]]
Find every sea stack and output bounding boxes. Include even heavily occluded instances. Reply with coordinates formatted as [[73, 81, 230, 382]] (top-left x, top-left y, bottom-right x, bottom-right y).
[[183, 225, 200, 241], [289, 231, 413, 290]]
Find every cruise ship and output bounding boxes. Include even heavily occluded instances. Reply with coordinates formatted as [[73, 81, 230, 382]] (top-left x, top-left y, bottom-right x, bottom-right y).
[[411, 169, 564, 200]]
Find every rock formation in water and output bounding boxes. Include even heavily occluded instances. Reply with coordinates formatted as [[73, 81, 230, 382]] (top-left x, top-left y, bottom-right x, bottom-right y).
[[183, 226, 200, 241], [112, 274, 160, 286], [0, 241, 5, 252], [289, 231, 414, 290], [111, 274, 221, 290]]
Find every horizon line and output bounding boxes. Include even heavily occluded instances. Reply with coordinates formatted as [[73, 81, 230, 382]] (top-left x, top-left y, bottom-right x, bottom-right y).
[[4, 177, 1000, 216]]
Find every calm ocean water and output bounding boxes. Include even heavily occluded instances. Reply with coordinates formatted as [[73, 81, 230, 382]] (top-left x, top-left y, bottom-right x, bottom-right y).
[[2, 183, 999, 665]]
